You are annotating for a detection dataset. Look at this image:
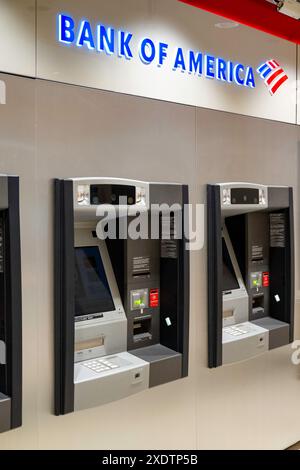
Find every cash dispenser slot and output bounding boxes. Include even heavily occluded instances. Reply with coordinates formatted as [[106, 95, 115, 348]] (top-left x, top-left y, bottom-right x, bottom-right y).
[[133, 316, 152, 343], [54, 178, 190, 415], [252, 294, 264, 316], [207, 183, 294, 368]]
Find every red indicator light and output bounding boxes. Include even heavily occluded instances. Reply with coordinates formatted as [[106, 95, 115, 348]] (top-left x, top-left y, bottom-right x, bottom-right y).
[[150, 289, 159, 308], [263, 272, 270, 288]]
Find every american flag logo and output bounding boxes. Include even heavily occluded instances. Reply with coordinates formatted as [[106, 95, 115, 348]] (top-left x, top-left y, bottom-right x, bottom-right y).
[[257, 60, 288, 96]]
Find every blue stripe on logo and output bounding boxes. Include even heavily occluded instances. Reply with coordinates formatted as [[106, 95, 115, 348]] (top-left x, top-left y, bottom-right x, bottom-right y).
[[261, 67, 272, 78], [257, 62, 268, 74]]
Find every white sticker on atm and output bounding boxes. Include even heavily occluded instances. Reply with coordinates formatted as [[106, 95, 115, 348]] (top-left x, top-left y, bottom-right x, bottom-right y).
[[275, 295, 280, 303], [165, 317, 172, 327], [0, 80, 6, 105], [0, 340, 6, 365]]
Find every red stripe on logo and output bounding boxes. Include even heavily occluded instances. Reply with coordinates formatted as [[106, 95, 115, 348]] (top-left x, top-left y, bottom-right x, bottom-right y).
[[266, 68, 284, 85], [268, 60, 277, 69], [270, 75, 288, 95]]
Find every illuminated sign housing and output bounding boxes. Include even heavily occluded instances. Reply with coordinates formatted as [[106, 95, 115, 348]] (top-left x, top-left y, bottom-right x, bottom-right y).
[[57, 13, 256, 89]]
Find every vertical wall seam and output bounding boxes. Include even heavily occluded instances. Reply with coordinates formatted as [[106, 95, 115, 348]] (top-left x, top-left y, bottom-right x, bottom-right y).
[[34, 0, 40, 450], [194, 105, 199, 451], [35, 0, 38, 78]]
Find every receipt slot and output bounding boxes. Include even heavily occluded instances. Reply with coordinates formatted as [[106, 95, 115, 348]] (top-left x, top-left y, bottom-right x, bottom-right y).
[[54, 178, 189, 414], [0, 176, 22, 432], [207, 183, 294, 367]]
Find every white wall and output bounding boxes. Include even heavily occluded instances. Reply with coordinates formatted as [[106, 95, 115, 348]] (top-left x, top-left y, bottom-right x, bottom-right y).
[[0, 0, 297, 123], [0, 73, 299, 450], [0, 0, 35, 77], [35, 0, 297, 123]]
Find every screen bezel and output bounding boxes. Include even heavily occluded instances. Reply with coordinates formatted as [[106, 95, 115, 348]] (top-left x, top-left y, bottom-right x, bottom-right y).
[[74, 233, 125, 324], [222, 225, 246, 293]]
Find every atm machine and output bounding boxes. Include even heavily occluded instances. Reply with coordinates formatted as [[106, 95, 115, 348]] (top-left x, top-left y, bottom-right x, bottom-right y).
[[0, 175, 22, 432], [54, 178, 189, 414], [207, 182, 294, 367]]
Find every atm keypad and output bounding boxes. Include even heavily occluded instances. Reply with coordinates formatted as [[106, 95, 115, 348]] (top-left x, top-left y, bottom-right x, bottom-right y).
[[83, 357, 120, 373], [223, 326, 248, 336]]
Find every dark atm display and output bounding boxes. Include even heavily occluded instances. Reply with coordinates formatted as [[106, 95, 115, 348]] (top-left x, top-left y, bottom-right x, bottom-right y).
[[75, 246, 115, 319], [231, 188, 259, 205], [90, 185, 136, 206]]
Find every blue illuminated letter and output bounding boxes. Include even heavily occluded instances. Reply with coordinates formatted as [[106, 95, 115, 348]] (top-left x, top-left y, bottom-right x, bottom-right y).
[[119, 31, 133, 59], [58, 14, 75, 44], [189, 51, 202, 75], [139, 38, 156, 64], [228, 61, 234, 83], [174, 48, 186, 72], [245, 67, 256, 88], [76, 20, 95, 50], [233, 63, 245, 86], [205, 55, 215, 78], [97, 25, 115, 55], [158, 43, 168, 67], [216, 58, 227, 81]]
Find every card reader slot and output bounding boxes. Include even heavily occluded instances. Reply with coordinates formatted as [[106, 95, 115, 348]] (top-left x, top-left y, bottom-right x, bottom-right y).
[[133, 272, 150, 278]]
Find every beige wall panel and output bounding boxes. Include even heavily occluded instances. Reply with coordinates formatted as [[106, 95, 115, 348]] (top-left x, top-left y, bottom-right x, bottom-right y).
[[34, 79, 198, 450], [0, 0, 35, 77], [36, 0, 297, 124], [195, 109, 300, 449]]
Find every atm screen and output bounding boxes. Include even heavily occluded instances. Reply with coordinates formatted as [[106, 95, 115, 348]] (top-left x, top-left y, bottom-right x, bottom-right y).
[[75, 246, 115, 317], [222, 238, 239, 292]]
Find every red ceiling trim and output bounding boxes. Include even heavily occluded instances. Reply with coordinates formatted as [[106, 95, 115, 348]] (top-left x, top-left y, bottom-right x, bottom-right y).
[[179, 0, 300, 44]]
